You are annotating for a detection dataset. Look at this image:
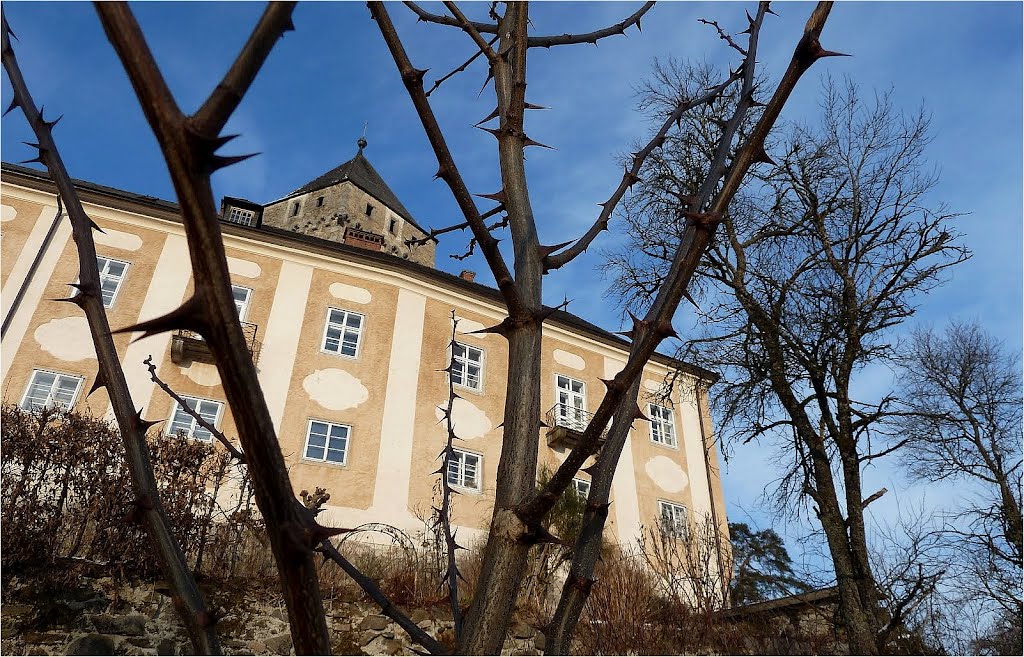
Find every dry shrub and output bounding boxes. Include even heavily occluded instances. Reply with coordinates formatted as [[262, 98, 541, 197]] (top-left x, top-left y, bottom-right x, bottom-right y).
[[1, 404, 246, 581]]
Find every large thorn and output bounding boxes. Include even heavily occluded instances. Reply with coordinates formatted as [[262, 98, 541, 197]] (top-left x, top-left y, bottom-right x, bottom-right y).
[[522, 136, 554, 150], [209, 152, 258, 172], [88, 369, 108, 397], [2, 96, 19, 117], [112, 296, 205, 341], [475, 189, 506, 203], [476, 107, 500, 125]]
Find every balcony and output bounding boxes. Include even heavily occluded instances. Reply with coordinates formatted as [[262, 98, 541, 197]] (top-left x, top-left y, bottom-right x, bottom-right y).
[[545, 403, 607, 449], [170, 322, 261, 366]]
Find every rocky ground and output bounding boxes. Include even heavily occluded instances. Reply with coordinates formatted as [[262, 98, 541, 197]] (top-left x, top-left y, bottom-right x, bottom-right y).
[[0, 574, 548, 656]]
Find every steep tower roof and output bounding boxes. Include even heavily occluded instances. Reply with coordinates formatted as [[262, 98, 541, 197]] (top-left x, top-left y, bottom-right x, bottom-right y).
[[286, 141, 416, 224]]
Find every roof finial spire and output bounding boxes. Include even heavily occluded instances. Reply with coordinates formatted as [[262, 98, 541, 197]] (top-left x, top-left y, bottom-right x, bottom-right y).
[[357, 121, 368, 153]]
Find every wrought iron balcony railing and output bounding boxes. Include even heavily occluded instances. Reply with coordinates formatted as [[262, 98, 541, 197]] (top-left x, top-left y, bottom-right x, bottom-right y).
[[170, 321, 261, 366], [545, 403, 607, 448]]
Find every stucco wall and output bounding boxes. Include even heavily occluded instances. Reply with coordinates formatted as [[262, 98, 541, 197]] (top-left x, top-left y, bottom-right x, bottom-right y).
[[1, 178, 727, 554]]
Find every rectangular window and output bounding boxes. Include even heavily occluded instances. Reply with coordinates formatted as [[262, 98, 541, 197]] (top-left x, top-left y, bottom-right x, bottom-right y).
[[649, 403, 677, 447], [658, 500, 688, 538], [321, 308, 364, 358], [290, 202, 300, 217], [365, 204, 374, 217], [316, 196, 324, 207], [226, 207, 255, 226], [20, 370, 83, 411], [303, 420, 350, 465], [232, 285, 252, 321], [95, 256, 129, 308], [555, 374, 587, 431], [388, 218, 398, 234], [168, 396, 223, 441], [451, 342, 484, 392], [447, 449, 481, 491], [572, 478, 591, 499]]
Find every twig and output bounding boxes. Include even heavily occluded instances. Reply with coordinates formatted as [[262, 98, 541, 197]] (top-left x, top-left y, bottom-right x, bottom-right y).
[[425, 35, 499, 98], [406, 205, 505, 247], [143, 356, 246, 462]]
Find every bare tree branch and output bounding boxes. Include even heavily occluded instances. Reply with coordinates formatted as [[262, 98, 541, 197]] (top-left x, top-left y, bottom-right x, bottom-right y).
[[403, 1, 655, 48]]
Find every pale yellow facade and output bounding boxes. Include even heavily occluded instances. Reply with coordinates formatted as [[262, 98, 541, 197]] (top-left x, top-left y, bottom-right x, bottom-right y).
[[0, 163, 728, 563]]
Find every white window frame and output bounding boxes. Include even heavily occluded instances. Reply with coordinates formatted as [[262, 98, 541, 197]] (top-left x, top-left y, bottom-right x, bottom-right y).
[[226, 207, 255, 226], [451, 341, 485, 393], [70, 255, 130, 307], [658, 500, 689, 538], [571, 478, 591, 499], [447, 448, 482, 492], [320, 307, 364, 359], [167, 396, 223, 442], [302, 419, 351, 466], [20, 370, 84, 411], [232, 284, 252, 321], [555, 374, 587, 431], [648, 403, 678, 448]]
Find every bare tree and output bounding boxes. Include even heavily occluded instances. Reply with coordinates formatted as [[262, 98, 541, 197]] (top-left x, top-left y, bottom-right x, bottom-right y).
[[3, 1, 843, 653], [373, 3, 845, 652], [606, 78, 970, 654], [897, 321, 1023, 646]]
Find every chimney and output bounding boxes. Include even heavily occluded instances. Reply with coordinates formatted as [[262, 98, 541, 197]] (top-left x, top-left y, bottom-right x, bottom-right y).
[[459, 270, 476, 282]]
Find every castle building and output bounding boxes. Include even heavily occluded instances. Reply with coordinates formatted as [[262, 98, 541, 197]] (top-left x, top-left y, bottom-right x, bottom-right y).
[[0, 146, 728, 563]]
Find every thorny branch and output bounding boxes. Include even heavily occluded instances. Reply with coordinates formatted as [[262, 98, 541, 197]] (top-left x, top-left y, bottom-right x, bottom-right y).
[[436, 311, 467, 637], [425, 35, 499, 98], [1, 9, 222, 654], [406, 206, 506, 248], [369, 2, 524, 318], [543, 67, 745, 272], [403, 1, 655, 49], [91, 2, 337, 653], [143, 355, 246, 462]]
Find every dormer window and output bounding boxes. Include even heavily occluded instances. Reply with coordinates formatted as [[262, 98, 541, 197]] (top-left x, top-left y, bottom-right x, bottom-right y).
[[365, 204, 374, 217], [226, 206, 255, 226]]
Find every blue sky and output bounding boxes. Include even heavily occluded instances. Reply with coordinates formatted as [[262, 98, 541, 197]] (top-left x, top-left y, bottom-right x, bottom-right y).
[[3, 1, 1021, 568]]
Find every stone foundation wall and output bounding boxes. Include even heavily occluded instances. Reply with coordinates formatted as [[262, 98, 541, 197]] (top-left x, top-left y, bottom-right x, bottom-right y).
[[1, 574, 547, 656]]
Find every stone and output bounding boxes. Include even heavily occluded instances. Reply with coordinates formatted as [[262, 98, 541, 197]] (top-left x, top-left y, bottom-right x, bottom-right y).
[[92, 613, 148, 636], [383, 638, 404, 655], [533, 633, 546, 651], [511, 622, 534, 640], [1, 603, 34, 618], [360, 631, 378, 647], [270, 608, 288, 622], [359, 615, 389, 632], [22, 631, 66, 644], [127, 636, 153, 649], [409, 609, 431, 625], [264, 632, 293, 655], [68, 633, 116, 656], [157, 637, 178, 655]]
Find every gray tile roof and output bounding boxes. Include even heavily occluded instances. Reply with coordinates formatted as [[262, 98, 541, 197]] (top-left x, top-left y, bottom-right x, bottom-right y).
[[287, 151, 417, 225]]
